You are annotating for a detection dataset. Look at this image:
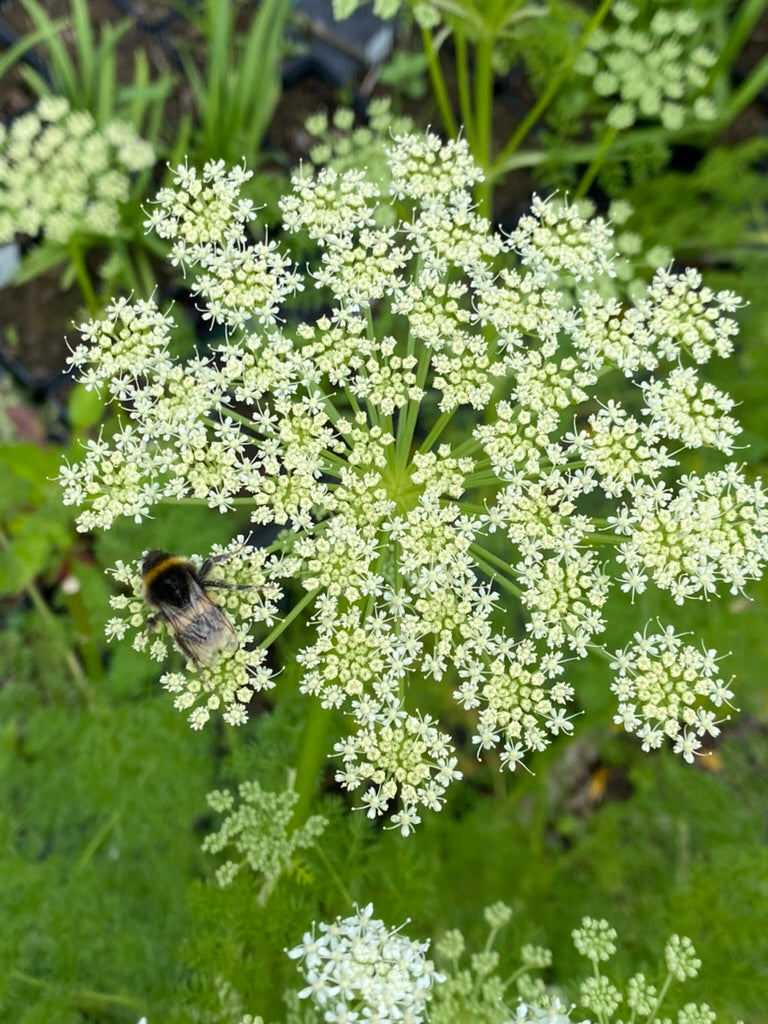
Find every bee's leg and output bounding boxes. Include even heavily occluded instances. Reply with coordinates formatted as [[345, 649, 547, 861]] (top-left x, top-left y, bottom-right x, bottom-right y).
[[199, 549, 242, 580], [146, 612, 161, 630]]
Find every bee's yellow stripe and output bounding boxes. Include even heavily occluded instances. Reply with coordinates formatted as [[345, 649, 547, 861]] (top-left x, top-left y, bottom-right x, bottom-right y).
[[142, 555, 188, 587]]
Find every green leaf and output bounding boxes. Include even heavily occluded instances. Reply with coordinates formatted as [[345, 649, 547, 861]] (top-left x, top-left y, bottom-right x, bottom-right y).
[[13, 244, 68, 285], [67, 384, 104, 432]]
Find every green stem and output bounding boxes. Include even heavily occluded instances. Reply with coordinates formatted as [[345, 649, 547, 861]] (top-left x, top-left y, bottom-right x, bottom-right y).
[[320, 395, 343, 426], [259, 587, 319, 651], [451, 435, 483, 459], [463, 471, 502, 488], [470, 541, 520, 580], [418, 408, 455, 454], [210, 408, 259, 435], [706, 0, 768, 94], [421, 26, 457, 138], [474, 557, 523, 599], [61, 573, 105, 683], [496, 0, 614, 162], [718, 50, 768, 128], [395, 344, 431, 470], [455, 30, 475, 147], [473, 31, 495, 217], [67, 239, 99, 314], [290, 695, 328, 828], [10, 972, 144, 1013], [360, 309, 383, 432], [645, 970, 674, 1024], [593, 961, 607, 1024], [76, 809, 122, 870], [365, 305, 376, 340], [343, 383, 361, 418], [574, 124, 618, 199], [502, 964, 536, 990], [319, 450, 350, 474], [582, 531, 623, 545], [471, 544, 523, 598], [588, 644, 617, 667], [158, 496, 257, 506], [314, 840, 355, 908]]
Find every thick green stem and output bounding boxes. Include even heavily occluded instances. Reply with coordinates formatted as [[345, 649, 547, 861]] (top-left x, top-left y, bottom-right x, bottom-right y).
[[451, 435, 483, 459], [290, 695, 328, 828], [421, 27, 457, 138], [343, 384, 361, 418], [707, 0, 768, 95], [582, 531, 623, 545]]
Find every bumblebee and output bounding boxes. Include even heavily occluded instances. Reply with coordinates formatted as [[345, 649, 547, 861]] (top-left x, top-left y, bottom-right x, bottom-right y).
[[141, 549, 247, 668]]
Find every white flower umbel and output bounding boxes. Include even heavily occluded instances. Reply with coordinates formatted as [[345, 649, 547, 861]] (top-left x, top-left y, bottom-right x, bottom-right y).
[[61, 132, 768, 831], [610, 626, 734, 760], [0, 97, 154, 246], [202, 781, 327, 901], [287, 903, 443, 1024], [574, 2, 718, 130]]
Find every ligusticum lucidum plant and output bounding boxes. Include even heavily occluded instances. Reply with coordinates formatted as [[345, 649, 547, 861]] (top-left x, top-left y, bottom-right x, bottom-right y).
[[60, 130, 767, 834]]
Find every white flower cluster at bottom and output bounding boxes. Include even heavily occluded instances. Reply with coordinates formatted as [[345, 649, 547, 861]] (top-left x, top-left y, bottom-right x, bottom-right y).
[[287, 903, 443, 1023]]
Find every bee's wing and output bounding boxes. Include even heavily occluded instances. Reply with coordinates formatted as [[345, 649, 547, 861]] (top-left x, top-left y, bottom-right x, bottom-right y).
[[162, 585, 239, 668], [183, 611, 239, 667]]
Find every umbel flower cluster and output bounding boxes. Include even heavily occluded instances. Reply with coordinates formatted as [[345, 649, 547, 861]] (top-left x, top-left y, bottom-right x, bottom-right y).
[[0, 96, 154, 246], [202, 781, 327, 900], [575, 0, 718, 130], [61, 130, 767, 833], [287, 903, 443, 1024]]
